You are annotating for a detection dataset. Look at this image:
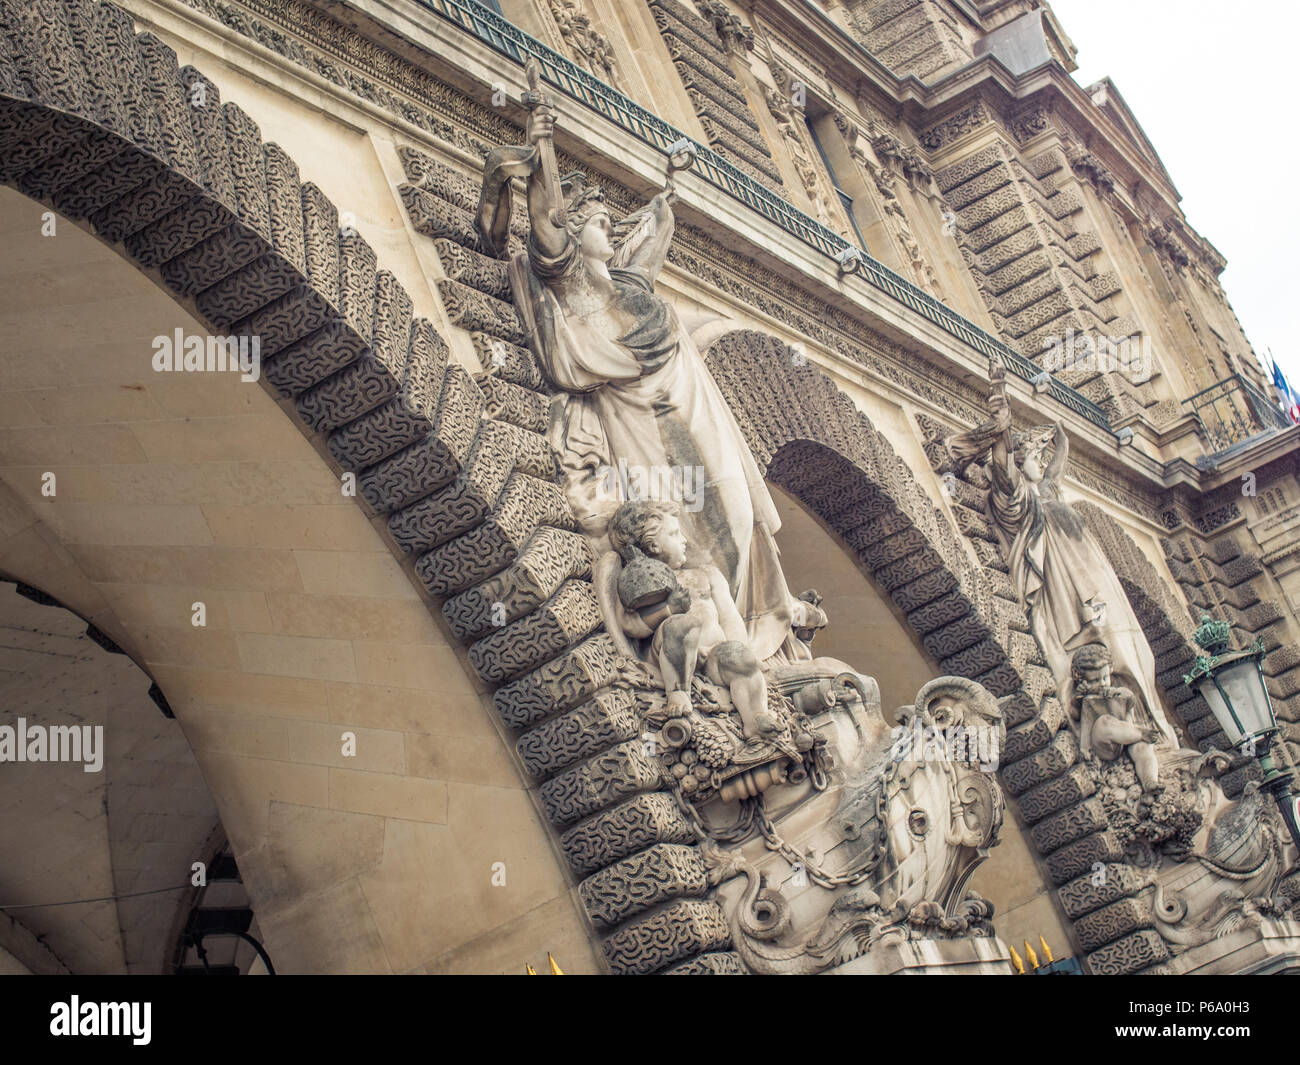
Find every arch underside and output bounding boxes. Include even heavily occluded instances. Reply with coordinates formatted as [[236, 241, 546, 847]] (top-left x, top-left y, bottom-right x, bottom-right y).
[[0, 0, 598, 975]]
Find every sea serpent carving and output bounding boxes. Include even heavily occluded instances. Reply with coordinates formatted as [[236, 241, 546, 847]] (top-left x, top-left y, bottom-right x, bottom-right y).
[[700, 839, 906, 974]]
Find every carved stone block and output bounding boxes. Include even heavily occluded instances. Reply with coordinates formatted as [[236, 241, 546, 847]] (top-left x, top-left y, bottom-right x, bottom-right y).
[[493, 633, 621, 729], [579, 843, 708, 929], [235, 282, 333, 360], [135, 32, 202, 186], [16, 126, 121, 201], [443, 526, 593, 642], [327, 319, 449, 469], [1074, 896, 1154, 953], [414, 474, 572, 598], [516, 688, 640, 780], [338, 229, 378, 341], [1029, 797, 1109, 855], [222, 101, 271, 242], [465, 579, 603, 684], [398, 182, 479, 248], [1016, 762, 1097, 824], [437, 277, 527, 348], [1057, 862, 1148, 919], [261, 318, 365, 397], [159, 222, 265, 299], [601, 898, 730, 976], [53, 144, 160, 219], [433, 238, 510, 299], [1001, 730, 1079, 796], [263, 142, 306, 276], [389, 415, 516, 555], [538, 740, 663, 827], [1045, 831, 1123, 885], [559, 793, 696, 878], [1003, 698, 1064, 762], [477, 375, 548, 435], [1085, 929, 1170, 975], [124, 194, 234, 269], [922, 612, 992, 659], [905, 591, 972, 637], [300, 181, 340, 306], [195, 250, 300, 327], [357, 368, 482, 513]]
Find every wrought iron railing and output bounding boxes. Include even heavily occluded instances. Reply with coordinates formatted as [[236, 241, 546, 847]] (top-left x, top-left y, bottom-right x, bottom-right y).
[[419, 0, 1114, 434], [1184, 373, 1291, 453]]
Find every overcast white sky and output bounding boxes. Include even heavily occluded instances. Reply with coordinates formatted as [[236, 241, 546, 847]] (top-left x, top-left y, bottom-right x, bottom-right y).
[[1048, 0, 1299, 391]]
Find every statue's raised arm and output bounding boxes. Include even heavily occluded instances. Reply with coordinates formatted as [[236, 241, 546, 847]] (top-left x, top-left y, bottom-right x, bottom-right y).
[[475, 59, 568, 259], [1044, 422, 1068, 487], [986, 357, 1017, 494], [608, 187, 675, 288]]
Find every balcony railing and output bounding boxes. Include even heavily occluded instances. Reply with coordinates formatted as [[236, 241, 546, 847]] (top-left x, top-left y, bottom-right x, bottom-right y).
[[419, 0, 1115, 435], [1184, 373, 1291, 453]]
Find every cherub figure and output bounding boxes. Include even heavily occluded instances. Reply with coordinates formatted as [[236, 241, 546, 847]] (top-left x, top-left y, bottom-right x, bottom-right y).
[[600, 500, 780, 740], [1070, 643, 1163, 791]]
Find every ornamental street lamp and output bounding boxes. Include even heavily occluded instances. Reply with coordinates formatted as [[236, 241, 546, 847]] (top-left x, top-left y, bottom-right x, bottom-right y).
[[1184, 615, 1300, 853]]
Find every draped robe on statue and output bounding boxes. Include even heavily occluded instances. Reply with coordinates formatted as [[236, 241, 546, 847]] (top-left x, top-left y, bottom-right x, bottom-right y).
[[987, 449, 1174, 744], [507, 194, 794, 662]]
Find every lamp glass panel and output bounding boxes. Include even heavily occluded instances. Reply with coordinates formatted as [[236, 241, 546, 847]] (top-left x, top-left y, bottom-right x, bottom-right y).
[[1217, 657, 1275, 737], [1195, 676, 1241, 743]]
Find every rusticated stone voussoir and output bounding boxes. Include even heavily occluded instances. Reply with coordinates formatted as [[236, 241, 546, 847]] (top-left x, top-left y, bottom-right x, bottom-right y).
[[1029, 796, 1109, 854], [1086, 929, 1170, 975], [1046, 831, 1123, 886], [578, 843, 709, 929], [560, 793, 696, 879], [538, 741, 664, 827], [516, 689, 640, 781], [1074, 896, 1154, 954], [1016, 762, 1098, 824], [602, 898, 731, 975], [1057, 862, 1149, 919]]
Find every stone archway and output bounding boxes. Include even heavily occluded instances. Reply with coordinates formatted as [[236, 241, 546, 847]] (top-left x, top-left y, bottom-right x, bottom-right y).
[[0, 0, 605, 974], [704, 330, 1034, 695], [701, 329, 1183, 974], [0, 575, 218, 973]]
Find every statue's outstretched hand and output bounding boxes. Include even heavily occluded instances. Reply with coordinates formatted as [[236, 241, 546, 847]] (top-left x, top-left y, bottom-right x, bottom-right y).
[[988, 353, 1005, 387]]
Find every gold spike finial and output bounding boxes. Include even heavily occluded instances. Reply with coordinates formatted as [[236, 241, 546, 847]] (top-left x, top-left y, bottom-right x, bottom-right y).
[[525, 962, 538, 974], [1008, 945, 1024, 974], [548, 952, 564, 975], [1024, 939, 1040, 969], [1039, 935, 1054, 964]]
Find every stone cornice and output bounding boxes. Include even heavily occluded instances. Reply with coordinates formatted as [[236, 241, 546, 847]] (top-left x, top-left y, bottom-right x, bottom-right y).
[[751, 1, 1188, 219]]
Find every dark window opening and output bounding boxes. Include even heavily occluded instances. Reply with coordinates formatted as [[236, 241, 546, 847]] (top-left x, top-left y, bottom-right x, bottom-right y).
[[805, 115, 869, 253]]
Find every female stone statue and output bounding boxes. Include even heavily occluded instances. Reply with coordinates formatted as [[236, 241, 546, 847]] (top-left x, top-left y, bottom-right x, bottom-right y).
[[477, 72, 794, 661], [983, 362, 1174, 742]]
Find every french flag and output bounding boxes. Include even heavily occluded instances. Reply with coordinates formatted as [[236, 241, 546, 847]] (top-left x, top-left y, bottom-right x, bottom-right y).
[[1271, 355, 1300, 424]]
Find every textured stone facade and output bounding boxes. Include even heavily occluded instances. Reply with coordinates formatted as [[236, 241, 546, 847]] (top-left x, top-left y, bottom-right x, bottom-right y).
[[0, 0, 1297, 976]]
